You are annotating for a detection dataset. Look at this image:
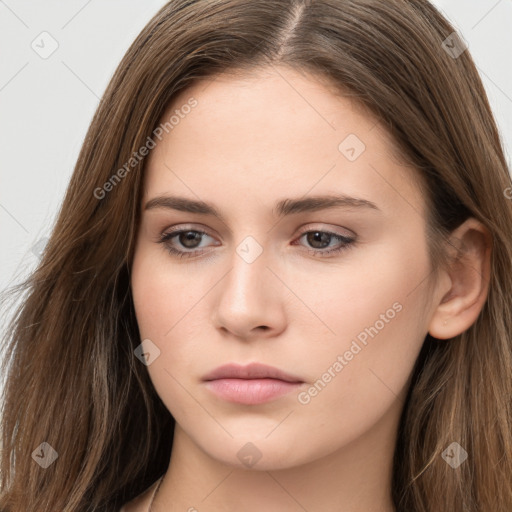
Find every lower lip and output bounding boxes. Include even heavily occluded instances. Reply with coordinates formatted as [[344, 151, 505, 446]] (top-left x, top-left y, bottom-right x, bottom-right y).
[[204, 378, 303, 405]]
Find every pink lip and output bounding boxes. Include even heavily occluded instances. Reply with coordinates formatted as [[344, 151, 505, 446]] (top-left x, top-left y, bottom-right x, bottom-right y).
[[202, 363, 304, 405]]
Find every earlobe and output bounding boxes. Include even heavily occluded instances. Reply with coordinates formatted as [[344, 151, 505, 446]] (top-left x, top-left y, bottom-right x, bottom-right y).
[[428, 218, 492, 340]]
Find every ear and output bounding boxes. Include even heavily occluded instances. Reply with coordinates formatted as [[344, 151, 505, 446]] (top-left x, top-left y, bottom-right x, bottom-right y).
[[428, 218, 492, 340]]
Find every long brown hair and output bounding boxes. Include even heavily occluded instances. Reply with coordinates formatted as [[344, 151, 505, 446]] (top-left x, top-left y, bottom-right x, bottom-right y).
[[1, 1, 511, 510]]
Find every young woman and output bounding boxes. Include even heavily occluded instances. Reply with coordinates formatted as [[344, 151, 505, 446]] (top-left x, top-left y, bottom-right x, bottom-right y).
[[1, 1, 511, 511]]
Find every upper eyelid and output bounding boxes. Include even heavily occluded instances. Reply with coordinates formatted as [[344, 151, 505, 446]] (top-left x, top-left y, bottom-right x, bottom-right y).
[[160, 224, 355, 245], [161, 223, 354, 237]]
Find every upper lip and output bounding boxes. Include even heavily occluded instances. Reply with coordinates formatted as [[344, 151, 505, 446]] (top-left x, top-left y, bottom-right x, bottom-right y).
[[202, 363, 304, 383]]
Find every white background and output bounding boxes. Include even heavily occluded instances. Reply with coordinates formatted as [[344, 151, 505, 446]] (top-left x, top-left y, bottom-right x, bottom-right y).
[[0, 0, 511, 366]]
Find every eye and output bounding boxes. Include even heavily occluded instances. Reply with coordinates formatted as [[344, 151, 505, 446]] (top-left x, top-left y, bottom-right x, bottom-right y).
[[158, 228, 217, 259], [157, 226, 356, 259], [293, 229, 356, 258]]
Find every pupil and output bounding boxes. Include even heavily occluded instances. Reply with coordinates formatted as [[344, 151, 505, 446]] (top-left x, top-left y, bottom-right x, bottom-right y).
[[308, 231, 330, 248], [181, 231, 201, 248]]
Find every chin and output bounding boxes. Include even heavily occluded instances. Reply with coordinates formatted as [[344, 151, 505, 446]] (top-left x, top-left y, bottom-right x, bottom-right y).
[[197, 434, 310, 471]]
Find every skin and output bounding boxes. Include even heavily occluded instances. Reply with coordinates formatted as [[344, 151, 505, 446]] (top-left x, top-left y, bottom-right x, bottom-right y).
[[128, 65, 491, 512]]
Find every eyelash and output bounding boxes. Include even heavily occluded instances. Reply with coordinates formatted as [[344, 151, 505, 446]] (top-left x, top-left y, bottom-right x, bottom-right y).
[[157, 226, 356, 260]]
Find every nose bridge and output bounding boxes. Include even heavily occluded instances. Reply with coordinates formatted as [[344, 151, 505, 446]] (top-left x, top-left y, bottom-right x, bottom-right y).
[[225, 234, 269, 304], [213, 232, 283, 335]]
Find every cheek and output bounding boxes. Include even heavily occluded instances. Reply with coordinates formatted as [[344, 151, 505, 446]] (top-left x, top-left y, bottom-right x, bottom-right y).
[[291, 230, 430, 338], [131, 243, 198, 339], [295, 234, 431, 413], [298, 235, 424, 355], [131, 249, 201, 420], [130, 244, 209, 390]]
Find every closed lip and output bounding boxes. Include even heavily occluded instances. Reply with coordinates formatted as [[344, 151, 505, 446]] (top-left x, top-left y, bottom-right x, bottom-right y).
[[202, 362, 304, 383]]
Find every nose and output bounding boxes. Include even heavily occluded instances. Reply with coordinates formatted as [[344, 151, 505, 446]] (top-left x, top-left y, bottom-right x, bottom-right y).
[[211, 239, 287, 340]]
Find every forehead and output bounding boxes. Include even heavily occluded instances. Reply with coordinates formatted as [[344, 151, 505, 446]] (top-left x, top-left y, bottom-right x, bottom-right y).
[[143, 65, 426, 221]]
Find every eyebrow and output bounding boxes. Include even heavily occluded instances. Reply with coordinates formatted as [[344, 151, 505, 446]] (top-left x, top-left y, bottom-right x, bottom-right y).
[[144, 194, 380, 222]]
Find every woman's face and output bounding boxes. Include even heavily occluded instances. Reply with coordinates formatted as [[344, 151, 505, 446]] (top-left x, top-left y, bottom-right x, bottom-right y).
[[131, 65, 443, 470]]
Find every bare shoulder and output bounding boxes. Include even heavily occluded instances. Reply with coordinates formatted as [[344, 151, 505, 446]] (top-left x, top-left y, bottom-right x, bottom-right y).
[[119, 477, 163, 512]]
